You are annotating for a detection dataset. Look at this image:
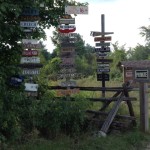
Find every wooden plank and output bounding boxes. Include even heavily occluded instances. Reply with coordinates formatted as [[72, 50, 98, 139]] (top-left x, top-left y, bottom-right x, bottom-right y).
[[86, 110, 136, 120], [48, 86, 133, 92], [99, 93, 124, 135]]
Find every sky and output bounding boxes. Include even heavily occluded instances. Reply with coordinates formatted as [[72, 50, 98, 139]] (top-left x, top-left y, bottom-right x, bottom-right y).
[[43, 0, 150, 53]]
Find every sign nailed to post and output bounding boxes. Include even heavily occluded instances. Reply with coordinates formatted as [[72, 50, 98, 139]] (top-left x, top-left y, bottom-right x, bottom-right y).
[[133, 68, 150, 82], [94, 36, 111, 42]]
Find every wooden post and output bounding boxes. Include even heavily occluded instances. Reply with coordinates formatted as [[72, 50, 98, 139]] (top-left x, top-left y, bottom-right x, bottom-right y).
[[101, 14, 105, 97], [139, 82, 149, 132]]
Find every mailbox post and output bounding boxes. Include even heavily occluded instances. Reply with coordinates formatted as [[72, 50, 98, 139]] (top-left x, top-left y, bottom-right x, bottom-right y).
[[133, 68, 149, 132]]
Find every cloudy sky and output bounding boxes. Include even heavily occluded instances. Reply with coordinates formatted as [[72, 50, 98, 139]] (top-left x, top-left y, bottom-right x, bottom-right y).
[[44, 0, 150, 53]]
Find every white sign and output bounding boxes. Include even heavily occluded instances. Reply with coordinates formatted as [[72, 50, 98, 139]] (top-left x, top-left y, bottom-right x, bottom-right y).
[[59, 33, 77, 37], [22, 39, 39, 44], [22, 69, 40, 75], [90, 31, 114, 37], [65, 6, 88, 14], [25, 83, 38, 92], [20, 57, 40, 64], [59, 18, 75, 24], [60, 81, 76, 87], [20, 21, 38, 28], [135, 70, 148, 79]]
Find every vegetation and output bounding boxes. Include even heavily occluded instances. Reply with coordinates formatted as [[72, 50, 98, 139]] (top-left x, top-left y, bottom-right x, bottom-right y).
[[1, 0, 150, 149]]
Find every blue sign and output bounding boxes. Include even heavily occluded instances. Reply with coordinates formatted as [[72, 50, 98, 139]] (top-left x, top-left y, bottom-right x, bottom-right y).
[[9, 75, 24, 87], [21, 8, 39, 16]]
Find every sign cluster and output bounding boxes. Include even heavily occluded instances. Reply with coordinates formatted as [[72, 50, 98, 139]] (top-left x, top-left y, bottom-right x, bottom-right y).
[[56, 5, 88, 96], [91, 30, 113, 81], [19, 7, 43, 97]]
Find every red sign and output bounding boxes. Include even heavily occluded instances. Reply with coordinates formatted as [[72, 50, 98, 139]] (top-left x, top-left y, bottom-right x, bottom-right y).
[[58, 25, 76, 33], [94, 36, 111, 42], [22, 50, 38, 57]]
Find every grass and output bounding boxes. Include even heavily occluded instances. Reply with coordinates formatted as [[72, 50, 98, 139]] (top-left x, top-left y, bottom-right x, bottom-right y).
[[11, 129, 150, 150], [8, 77, 150, 149]]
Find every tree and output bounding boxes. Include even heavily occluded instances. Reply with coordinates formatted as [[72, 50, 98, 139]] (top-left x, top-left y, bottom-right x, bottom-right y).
[[0, 0, 88, 141], [110, 42, 127, 80]]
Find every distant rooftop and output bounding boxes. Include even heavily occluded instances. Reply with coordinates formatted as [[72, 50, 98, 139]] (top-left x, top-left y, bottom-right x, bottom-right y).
[[121, 60, 150, 68]]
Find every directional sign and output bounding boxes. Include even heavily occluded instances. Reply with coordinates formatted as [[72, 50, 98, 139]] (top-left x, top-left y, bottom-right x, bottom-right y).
[[58, 25, 76, 33], [22, 43, 42, 49], [61, 47, 75, 52], [20, 16, 40, 21], [95, 42, 110, 47], [94, 47, 110, 53], [97, 59, 113, 63], [61, 43, 75, 47], [90, 31, 114, 37], [21, 8, 39, 16], [60, 37, 76, 43], [57, 73, 82, 79], [22, 39, 39, 44], [25, 83, 38, 92], [59, 18, 75, 24], [57, 88, 80, 96], [22, 50, 38, 57], [97, 69, 110, 73], [60, 68, 76, 73], [94, 36, 111, 42], [60, 81, 76, 87], [19, 63, 43, 68], [59, 33, 77, 37], [96, 53, 108, 57], [60, 64, 75, 68], [60, 51, 75, 58], [65, 6, 88, 14], [97, 63, 109, 67], [22, 68, 40, 75], [97, 74, 109, 81], [20, 57, 40, 64], [20, 21, 38, 28], [61, 58, 75, 64]]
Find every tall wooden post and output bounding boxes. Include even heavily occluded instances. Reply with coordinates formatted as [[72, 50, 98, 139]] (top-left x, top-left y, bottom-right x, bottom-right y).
[[101, 14, 105, 97], [139, 82, 149, 132]]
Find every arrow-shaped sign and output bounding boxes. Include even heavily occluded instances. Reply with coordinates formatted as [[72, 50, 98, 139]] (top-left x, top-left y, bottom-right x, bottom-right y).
[[90, 31, 114, 37]]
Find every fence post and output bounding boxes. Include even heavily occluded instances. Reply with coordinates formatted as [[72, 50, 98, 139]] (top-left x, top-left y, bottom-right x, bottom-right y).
[[139, 82, 149, 132]]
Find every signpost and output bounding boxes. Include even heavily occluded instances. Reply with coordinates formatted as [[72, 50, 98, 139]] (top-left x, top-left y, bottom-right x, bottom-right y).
[[133, 68, 150, 132], [90, 14, 114, 97]]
